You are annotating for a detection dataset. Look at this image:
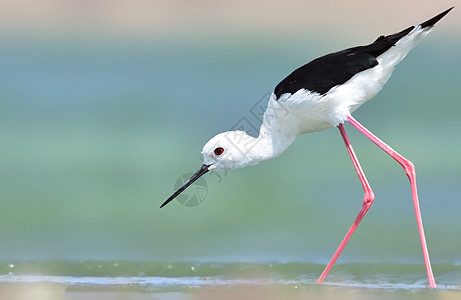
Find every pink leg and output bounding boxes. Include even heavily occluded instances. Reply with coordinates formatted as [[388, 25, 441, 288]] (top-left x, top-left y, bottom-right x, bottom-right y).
[[346, 115, 436, 288], [317, 123, 375, 284]]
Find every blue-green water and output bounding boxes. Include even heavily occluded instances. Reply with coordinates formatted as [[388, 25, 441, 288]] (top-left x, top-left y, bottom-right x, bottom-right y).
[[1, 261, 461, 290], [0, 31, 460, 297]]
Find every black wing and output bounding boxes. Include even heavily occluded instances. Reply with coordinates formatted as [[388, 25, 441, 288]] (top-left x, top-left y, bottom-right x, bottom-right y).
[[273, 7, 453, 98]]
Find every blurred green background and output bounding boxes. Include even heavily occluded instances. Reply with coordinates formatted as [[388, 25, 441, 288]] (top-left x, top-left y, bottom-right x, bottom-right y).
[[0, 1, 460, 267]]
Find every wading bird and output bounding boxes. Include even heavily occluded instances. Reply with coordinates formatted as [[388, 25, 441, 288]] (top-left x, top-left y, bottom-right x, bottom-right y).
[[161, 8, 454, 288]]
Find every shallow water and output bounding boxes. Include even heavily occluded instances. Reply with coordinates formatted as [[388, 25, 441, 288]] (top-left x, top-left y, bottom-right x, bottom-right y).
[[1, 269, 461, 299], [1, 261, 460, 291]]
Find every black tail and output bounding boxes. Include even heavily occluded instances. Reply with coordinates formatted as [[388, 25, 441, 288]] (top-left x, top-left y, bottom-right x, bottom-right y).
[[420, 7, 454, 29]]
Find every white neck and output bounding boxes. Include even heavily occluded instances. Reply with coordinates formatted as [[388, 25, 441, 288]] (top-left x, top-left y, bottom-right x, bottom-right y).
[[245, 123, 296, 163]]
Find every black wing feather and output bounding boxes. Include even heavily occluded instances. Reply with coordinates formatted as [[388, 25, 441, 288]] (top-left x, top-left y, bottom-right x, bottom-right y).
[[274, 7, 453, 99], [273, 26, 413, 97]]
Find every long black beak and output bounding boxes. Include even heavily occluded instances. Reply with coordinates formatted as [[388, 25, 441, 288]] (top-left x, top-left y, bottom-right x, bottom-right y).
[[160, 164, 211, 208]]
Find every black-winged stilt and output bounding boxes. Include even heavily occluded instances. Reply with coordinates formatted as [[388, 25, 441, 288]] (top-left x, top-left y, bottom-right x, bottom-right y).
[[161, 7, 454, 288]]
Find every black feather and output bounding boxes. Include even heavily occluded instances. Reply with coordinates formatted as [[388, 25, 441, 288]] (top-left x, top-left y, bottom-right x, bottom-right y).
[[274, 8, 453, 98]]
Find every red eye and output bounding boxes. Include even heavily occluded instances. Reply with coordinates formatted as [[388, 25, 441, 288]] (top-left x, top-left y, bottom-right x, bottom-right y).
[[214, 147, 224, 156]]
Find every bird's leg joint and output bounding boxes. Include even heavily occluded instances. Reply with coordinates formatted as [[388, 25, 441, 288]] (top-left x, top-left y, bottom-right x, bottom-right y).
[[363, 189, 375, 207], [402, 159, 416, 180]]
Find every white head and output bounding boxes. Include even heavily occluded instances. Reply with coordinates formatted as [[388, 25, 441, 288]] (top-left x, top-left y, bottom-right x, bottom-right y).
[[202, 130, 262, 171], [161, 130, 262, 208]]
